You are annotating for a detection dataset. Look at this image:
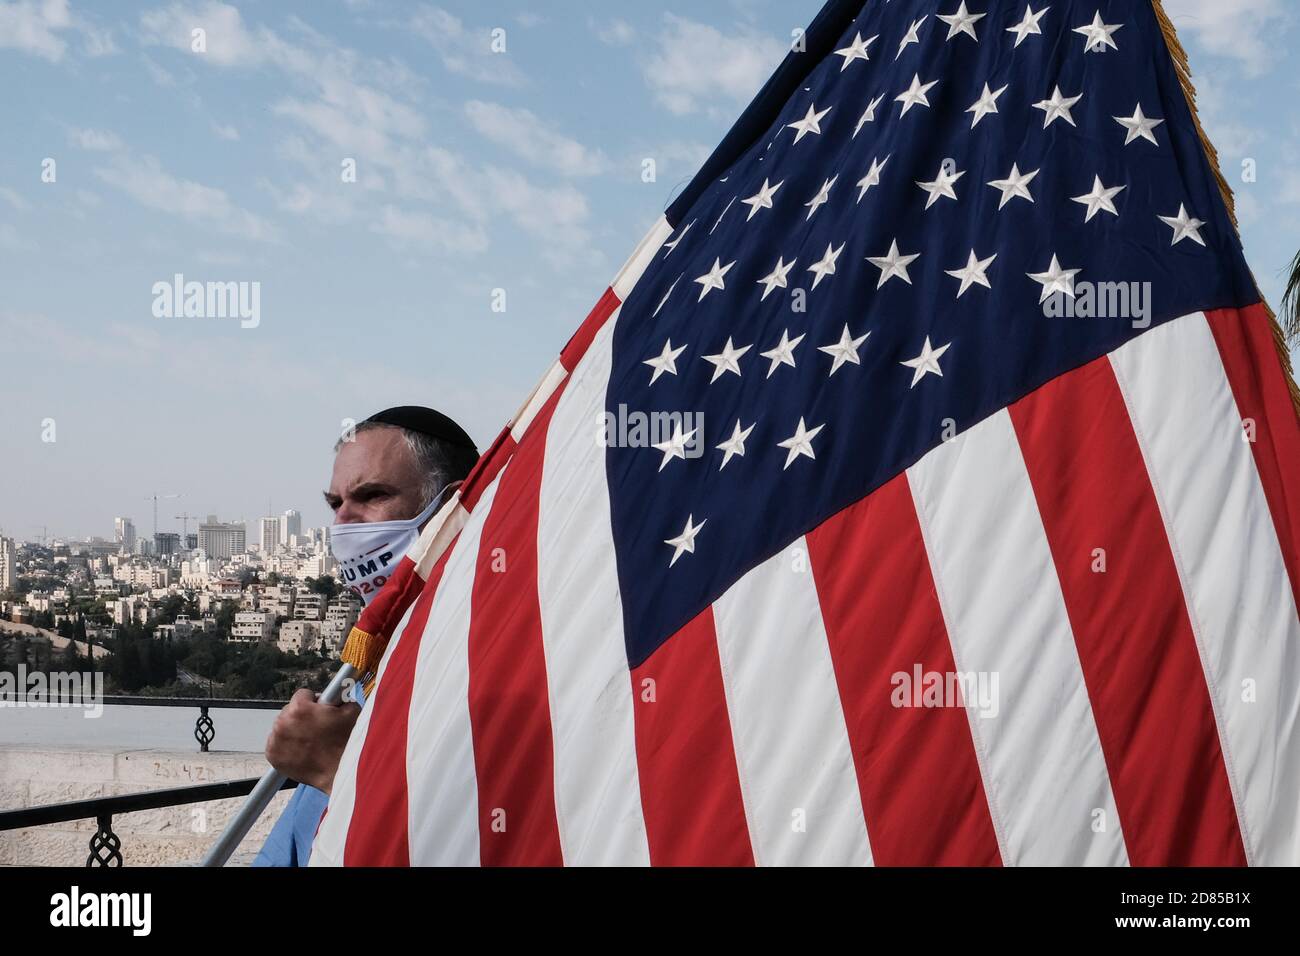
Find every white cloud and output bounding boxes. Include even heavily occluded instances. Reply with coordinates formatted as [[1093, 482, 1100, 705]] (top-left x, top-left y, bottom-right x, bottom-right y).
[[592, 17, 635, 46], [464, 100, 608, 177], [134, 0, 595, 266], [0, 186, 30, 211], [0, 0, 69, 60], [212, 122, 240, 141], [643, 14, 787, 116], [139, 0, 270, 67], [67, 127, 123, 151], [1161, 0, 1290, 74], [0, 0, 107, 60], [370, 205, 489, 255], [93, 152, 279, 243], [408, 5, 526, 87]]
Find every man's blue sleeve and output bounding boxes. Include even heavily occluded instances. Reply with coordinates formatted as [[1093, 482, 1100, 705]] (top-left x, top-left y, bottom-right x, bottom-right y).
[[251, 784, 330, 867]]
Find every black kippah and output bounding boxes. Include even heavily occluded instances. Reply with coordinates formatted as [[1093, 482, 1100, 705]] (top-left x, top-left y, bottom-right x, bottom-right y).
[[361, 405, 477, 452]]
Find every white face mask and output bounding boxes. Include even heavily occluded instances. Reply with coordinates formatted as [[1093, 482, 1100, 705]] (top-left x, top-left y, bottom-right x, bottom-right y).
[[330, 485, 452, 606]]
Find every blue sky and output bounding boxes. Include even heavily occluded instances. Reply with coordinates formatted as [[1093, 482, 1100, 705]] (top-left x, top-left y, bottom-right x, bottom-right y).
[[0, 0, 1297, 540]]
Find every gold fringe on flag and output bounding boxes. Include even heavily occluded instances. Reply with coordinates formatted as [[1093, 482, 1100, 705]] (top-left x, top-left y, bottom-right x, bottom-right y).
[[1149, 0, 1300, 420], [341, 625, 383, 697]]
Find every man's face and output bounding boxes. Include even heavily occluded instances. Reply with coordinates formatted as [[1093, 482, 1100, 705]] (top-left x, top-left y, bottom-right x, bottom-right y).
[[325, 427, 426, 524]]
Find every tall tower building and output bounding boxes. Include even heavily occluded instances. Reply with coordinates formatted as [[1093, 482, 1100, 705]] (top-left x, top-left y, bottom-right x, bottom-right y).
[[281, 510, 302, 547], [114, 517, 136, 553], [260, 516, 281, 555], [0, 536, 16, 591], [198, 518, 247, 560]]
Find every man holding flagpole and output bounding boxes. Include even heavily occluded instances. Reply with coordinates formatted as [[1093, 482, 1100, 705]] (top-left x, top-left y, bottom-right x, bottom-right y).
[[253, 406, 477, 866]]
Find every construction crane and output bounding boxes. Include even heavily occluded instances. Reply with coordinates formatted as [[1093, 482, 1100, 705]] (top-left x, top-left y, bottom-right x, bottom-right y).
[[174, 512, 199, 538], [143, 493, 180, 538]]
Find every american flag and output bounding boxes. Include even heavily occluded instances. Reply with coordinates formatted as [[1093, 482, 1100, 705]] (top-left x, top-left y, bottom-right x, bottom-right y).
[[313, 0, 1300, 866]]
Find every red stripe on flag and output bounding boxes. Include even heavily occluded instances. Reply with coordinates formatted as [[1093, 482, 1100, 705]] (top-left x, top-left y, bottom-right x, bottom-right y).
[[630, 607, 754, 866], [560, 287, 620, 373], [1008, 355, 1247, 865], [805, 475, 1002, 866], [461, 427, 515, 512], [343, 547, 453, 866], [467, 390, 565, 866], [1206, 304, 1300, 614]]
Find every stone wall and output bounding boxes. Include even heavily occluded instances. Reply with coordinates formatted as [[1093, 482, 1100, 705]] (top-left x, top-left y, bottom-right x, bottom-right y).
[[0, 746, 294, 866]]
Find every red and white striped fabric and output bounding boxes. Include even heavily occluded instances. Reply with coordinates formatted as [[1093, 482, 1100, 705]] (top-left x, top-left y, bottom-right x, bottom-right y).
[[310, 209, 1300, 865]]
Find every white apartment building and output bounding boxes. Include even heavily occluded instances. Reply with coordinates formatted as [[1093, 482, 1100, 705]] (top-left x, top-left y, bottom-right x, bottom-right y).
[[278, 619, 320, 654], [231, 609, 274, 643], [294, 592, 325, 621]]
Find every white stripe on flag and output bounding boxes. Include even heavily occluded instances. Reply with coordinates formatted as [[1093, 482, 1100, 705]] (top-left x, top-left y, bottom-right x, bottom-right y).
[[711, 540, 874, 866], [308, 596, 421, 866], [907, 410, 1129, 866], [1109, 313, 1300, 866], [404, 475, 503, 866], [613, 215, 673, 300], [536, 311, 651, 865]]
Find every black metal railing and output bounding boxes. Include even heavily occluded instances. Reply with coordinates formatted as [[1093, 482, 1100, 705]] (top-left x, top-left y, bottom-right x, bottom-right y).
[[29, 695, 288, 752], [0, 777, 297, 866]]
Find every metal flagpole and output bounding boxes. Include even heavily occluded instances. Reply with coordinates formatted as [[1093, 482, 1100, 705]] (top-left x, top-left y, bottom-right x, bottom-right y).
[[200, 662, 358, 867]]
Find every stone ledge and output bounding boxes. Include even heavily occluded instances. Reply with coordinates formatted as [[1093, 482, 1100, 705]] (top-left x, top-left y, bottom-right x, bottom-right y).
[[0, 746, 292, 867]]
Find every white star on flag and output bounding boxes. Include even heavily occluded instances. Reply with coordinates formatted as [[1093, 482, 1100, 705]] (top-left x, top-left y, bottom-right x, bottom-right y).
[[896, 16, 927, 59], [867, 239, 921, 287], [741, 178, 783, 220], [777, 418, 825, 469], [1007, 4, 1049, 47], [854, 93, 886, 136], [818, 324, 870, 376], [987, 162, 1039, 208], [662, 220, 692, 256], [966, 82, 1008, 128], [917, 163, 966, 209], [938, 2, 985, 42], [1033, 85, 1083, 128], [1074, 11, 1122, 53], [651, 423, 698, 472], [1159, 204, 1207, 246], [664, 515, 706, 567], [757, 255, 796, 300], [701, 337, 752, 382], [694, 257, 735, 301], [856, 154, 890, 201], [786, 102, 831, 143], [1028, 254, 1082, 302], [945, 250, 997, 297], [644, 338, 687, 384], [834, 31, 878, 70], [1114, 103, 1165, 146], [807, 242, 845, 289], [901, 337, 951, 387], [896, 73, 939, 116], [716, 420, 756, 470], [1072, 175, 1126, 222], [653, 274, 681, 317], [804, 176, 837, 219], [760, 329, 805, 377]]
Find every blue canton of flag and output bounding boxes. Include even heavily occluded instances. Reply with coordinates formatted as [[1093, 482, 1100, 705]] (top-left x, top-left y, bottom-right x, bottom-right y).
[[605, 0, 1257, 666]]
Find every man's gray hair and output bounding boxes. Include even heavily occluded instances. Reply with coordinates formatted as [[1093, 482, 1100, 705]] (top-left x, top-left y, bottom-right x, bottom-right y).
[[335, 422, 478, 509]]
